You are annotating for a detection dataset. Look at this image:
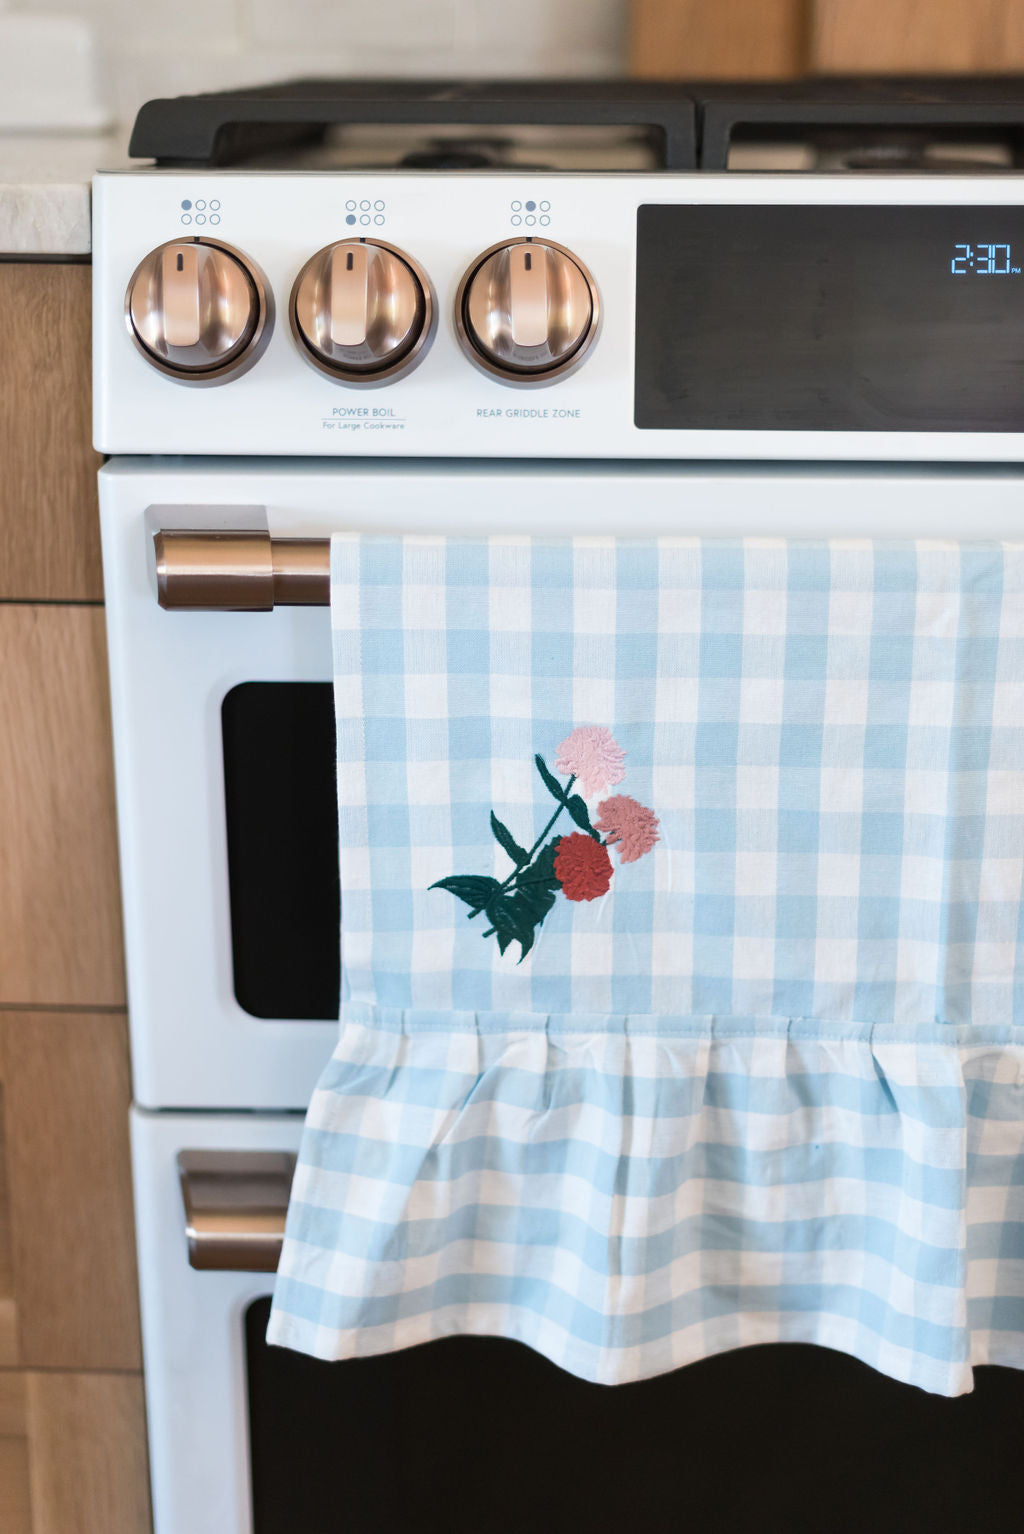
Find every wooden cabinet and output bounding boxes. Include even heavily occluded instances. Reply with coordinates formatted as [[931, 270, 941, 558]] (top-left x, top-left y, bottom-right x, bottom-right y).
[[632, 0, 805, 78], [812, 0, 1024, 73], [632, 0, 1024, 77], [0, 1012, 139, 1370], [0, 607, 125, 1009], [0, 1371, 148, 1534], [0, 261, 149, 1531], [0, 264, 102, 603]]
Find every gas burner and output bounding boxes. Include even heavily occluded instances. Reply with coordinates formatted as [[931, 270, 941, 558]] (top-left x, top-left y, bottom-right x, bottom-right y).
[[396, 137, 553, 171]]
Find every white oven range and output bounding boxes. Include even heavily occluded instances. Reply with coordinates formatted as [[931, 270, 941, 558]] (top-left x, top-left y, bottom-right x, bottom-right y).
[[94, 83, 1024, 1534]]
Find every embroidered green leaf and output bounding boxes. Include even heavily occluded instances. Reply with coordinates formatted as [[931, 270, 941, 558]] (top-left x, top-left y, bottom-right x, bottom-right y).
[[566, 793, 601, 840], [429, 875, 500, 914], [534, 754, 567, 804], [485, 890, 537, 964], [520, 836, 561, 885], [513, 919, 536, 962], [515, 880, 557, 924], [516, 836, 561, 921], [489, 811, 528, 867]]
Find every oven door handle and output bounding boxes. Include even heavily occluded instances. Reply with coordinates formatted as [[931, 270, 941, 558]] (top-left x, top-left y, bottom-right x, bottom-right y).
[[154, 527, 329, 610], [155, 529, 330, 610], [178, 1150, 295, 1271]]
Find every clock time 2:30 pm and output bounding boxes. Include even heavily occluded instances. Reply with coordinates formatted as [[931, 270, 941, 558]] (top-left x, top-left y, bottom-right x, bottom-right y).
[[951, 243, 1022, 275]]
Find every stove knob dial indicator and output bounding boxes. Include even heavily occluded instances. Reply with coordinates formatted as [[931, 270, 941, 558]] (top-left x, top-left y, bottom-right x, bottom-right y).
[[456, 239, 599, 385], [125, 239, 271, 383], [290, 240, 435, 383]]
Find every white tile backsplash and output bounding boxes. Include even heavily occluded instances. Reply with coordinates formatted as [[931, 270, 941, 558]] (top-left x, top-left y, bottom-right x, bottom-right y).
[[11, 0, 628, 127]]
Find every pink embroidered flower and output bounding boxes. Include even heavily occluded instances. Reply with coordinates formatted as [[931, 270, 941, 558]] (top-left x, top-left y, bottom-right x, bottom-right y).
[[554, 833, 614, 902], [554, 725, 626, 799], [594, 795, 660, 863]]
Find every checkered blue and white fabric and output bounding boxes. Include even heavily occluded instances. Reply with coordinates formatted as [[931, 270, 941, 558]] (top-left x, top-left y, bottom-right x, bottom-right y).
[[267, 535, 1024, 1396]]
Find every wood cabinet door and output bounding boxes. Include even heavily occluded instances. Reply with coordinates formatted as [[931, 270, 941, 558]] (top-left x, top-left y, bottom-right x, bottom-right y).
[[0, 264, 102, 603], [631, 0, 1024, 76], [0, 606, 125, 1008], [812, 0, 1024, 73], [0, 1371, 149, 1534], [0, 1010, 140, 1370], [632, 0, 806, 78]]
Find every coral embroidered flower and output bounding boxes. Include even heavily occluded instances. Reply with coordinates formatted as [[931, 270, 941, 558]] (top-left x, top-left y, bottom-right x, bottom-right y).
[[554, 833, 614, 902], [554, 726, 626, 799], [594, 795, 660, 864]]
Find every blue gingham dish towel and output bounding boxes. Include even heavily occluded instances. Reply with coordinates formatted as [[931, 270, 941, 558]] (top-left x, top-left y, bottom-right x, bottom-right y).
[[267, 536, 1024, 1396]]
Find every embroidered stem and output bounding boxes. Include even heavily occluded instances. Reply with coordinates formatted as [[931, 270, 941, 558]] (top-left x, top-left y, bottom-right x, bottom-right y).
[[468, 775, 577, 917], [518, 774, 577, 870]]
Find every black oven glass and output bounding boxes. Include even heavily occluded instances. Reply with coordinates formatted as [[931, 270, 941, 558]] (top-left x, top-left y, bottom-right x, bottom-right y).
[[245, 1297, 1021, 1533], [635, 204, 1024, 431], [222, 682, 339, 1020]]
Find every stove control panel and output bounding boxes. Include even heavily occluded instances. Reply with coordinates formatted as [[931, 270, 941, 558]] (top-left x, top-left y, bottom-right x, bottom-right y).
[[94, 171, 1024, 460], [125, 238, 272, 382]]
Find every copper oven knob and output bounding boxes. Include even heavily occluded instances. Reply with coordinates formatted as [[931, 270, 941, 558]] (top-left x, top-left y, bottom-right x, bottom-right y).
[[125, 238, 272, 383], [456, 238, 599, 385], [290, 239, 435, 384]]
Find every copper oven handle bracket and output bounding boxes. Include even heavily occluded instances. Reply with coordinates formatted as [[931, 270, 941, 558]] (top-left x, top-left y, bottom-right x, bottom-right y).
[[178, 1149, 295, 1272], [154, 529, 330, 610]]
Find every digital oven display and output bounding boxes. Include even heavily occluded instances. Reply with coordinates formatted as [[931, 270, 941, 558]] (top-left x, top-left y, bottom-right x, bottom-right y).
[[634, 205, 1024, 432]]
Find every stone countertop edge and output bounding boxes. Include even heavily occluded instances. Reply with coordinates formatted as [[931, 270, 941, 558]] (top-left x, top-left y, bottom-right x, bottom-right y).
[[0, 131, 129, 257]]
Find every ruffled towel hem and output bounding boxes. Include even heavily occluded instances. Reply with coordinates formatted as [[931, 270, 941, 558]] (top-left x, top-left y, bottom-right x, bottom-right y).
[[268, 1017, 1024, 1399], [266, 1301, 1024, 1397]]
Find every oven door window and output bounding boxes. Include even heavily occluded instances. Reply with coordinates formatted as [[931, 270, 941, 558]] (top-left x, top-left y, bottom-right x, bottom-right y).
[[244, 1298, 1023, 1533], [222, 682, 339, 1020]]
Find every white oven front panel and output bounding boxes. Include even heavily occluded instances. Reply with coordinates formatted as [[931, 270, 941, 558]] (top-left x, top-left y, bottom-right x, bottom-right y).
[[94, 171, 1024, 461], [132, 1108, 301, 1534], [101, 458, 1024, 1110]]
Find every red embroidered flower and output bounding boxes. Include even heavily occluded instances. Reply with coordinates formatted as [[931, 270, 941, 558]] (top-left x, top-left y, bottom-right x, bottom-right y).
[[554, 833, 614, 902], [594, 795, 660, 863]]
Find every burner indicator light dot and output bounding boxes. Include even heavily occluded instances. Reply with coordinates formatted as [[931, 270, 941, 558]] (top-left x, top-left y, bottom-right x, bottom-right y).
[[345, 200, 356, 211], [525, 215, 536, 227], [210, 215, 221, 225], [540, 201, 550, 212], [511, 215, 522, 226], [525, 200, 536, 212], [180, 199, 192, 210], [374, 200, 385, 211], [210, 200, 221, 211], [195, 199, 206, 211], [539, 215, 551, 227], [374, 214, 385, 225], [360, 214, 371, 225], [511, 201, 522, 212], [359, 200, 371, 211], [195, 214, 207, 225], [180, 213, 192, 225], [346, 214, 357, 225]]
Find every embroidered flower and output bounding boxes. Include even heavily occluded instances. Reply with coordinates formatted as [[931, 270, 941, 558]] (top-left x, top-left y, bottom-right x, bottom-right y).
[[554, 833, 614, 902], [594, 795, 660, 863], [433, 726, 656, 959], [554, 726, 626, 799]]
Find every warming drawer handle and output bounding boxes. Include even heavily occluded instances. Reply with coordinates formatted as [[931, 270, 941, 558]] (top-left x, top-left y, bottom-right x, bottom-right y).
[[155, 530, 330, 610], [178, 1150, 295, 1272]]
